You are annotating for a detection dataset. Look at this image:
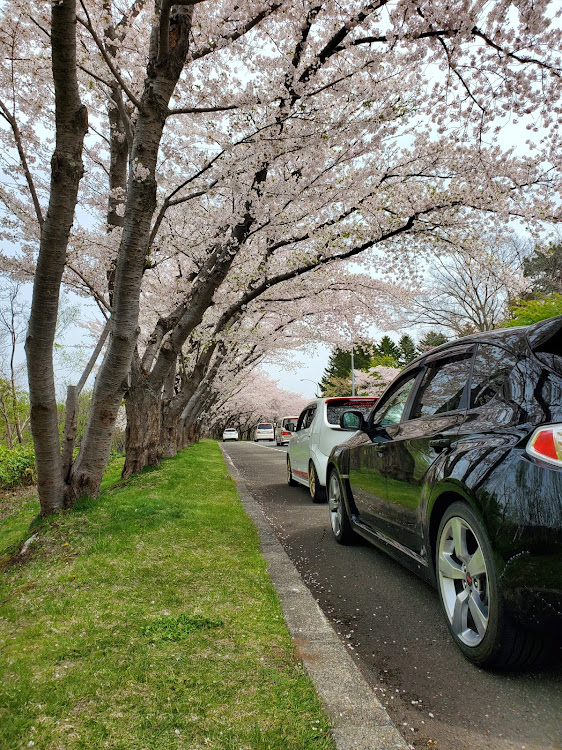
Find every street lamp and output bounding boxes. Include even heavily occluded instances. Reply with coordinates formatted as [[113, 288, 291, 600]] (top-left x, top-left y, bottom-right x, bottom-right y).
[[300, 378, 320, 397]]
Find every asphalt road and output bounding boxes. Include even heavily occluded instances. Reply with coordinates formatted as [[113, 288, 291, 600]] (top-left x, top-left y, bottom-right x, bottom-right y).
[[223, 439, 562, 750]]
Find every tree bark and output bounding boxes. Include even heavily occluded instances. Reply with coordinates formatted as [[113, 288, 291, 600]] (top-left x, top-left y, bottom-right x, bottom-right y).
[[66, 6, 195, 505], [122, 380, 163, 479], [25, 0, 88, 515]]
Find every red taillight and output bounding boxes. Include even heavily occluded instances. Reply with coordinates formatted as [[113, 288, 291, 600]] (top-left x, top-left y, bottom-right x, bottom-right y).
[[526, 425, 562, 467]]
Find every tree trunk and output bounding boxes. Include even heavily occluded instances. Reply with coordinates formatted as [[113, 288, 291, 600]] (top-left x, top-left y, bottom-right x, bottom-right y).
[[25, 0, 88, 515], [122, 380, 163, 479], [66, 6, 195, 505], [0, 391, 14, 448], [161, 411, 181, 459]]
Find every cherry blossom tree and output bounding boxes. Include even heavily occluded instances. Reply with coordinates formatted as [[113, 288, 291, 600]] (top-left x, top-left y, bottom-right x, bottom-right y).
[[206, 370, 307, 441], [1, 1, 562, 515]]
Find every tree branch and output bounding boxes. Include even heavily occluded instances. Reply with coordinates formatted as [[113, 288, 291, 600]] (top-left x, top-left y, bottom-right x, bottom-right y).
[[77, 3, 142, 111], [0, 99, 44, 228]]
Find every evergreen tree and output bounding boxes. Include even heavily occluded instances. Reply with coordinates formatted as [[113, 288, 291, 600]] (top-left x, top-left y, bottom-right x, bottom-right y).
[[398, 334, 417, 366], [417, 331, 449, 352], [319, 343, 373, 395], [523, 241, 562, 295], [373, 336, 401, 365]]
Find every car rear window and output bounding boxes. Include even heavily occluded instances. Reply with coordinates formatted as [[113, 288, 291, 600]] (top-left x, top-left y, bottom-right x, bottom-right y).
[[257, 423, 273, 429], [326, 398, 377, 425]]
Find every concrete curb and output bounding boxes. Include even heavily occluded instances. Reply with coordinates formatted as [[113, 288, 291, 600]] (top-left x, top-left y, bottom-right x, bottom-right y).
[[222, 447, 409, 750]]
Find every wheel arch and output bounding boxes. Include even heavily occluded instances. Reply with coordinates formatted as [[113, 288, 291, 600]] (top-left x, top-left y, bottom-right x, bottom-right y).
[[428, 488, 474, 581]]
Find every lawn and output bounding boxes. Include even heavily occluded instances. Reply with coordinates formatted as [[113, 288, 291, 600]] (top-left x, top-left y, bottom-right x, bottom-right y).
[[0, 441, 335, 750]]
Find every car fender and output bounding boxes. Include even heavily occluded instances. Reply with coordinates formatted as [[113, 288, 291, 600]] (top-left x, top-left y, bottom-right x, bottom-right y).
[[309, 445, 329, 486]]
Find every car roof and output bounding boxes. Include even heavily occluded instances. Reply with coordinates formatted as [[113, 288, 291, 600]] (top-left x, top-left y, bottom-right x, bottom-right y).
[[405, 315, 562, 369]]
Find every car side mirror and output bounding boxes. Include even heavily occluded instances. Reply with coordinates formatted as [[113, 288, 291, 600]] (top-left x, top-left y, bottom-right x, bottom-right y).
[[340, 410, 366, 431]]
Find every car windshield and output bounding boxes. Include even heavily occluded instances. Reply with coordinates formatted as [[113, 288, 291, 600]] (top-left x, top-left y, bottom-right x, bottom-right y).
[[326, 398, 377, 425], [257, 423, 272, 429]]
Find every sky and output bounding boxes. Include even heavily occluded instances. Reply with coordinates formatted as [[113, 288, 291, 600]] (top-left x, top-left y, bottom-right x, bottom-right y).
[[262, 345, 330, 400]]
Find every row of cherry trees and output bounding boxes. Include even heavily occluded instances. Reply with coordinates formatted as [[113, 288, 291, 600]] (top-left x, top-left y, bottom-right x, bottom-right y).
[[1, 0, 561, 515]]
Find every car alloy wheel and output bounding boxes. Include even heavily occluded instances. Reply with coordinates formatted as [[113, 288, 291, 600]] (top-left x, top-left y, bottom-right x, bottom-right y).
[[327, 470, 354, 544], [436, 501, 548, 669], [286, 456, 297, 486], [438, 511, 490, 648], [308, 462, 326, 503]]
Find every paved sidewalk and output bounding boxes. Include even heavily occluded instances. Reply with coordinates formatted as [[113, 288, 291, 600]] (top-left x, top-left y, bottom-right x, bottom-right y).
[[222, 447, 409, 750]]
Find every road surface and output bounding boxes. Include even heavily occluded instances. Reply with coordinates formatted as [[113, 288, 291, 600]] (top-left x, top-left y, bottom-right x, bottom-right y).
[[222, 440, 562, 750]]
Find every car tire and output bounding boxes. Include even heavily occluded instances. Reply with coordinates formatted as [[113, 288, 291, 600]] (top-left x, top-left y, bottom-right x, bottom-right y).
[[436, 501, 547, 669], [286, 456, 298, 486], [308, 461, 326, 503], [327, 469, 356, 544]]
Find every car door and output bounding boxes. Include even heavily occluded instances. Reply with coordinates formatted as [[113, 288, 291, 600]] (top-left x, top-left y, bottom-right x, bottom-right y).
[[290, 405, 317, 482], [348, 372, 420, 535], [377, 347, 474, 554]]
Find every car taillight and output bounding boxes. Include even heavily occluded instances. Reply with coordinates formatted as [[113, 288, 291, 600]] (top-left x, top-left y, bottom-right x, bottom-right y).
[[526, 425, 562, 467]]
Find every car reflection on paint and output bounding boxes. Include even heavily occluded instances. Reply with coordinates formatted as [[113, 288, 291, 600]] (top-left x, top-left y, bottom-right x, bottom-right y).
[[326, 316, 562, 669]]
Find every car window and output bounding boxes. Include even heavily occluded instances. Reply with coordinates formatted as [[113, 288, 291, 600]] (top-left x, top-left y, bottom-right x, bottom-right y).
[[257, 423, 272, 429], [296, 408, 315, 431], [409, 353, 472, 419], [303, 407, 316, 429], [326, 398, 378, 425], [374, 375, 417, 428], [469, 344, 518, 408]]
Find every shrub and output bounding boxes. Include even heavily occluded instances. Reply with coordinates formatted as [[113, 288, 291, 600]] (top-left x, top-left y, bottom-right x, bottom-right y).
[[0, 443, 36, 489]]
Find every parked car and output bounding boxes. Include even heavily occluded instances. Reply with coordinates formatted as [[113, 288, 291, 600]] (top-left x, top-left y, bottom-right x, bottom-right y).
[[275, 416, 299, 445], [326, 316, 562, 669], [254, 422, 275, 441], [287, 397, 378, 501], [222, 427, 239, 441]]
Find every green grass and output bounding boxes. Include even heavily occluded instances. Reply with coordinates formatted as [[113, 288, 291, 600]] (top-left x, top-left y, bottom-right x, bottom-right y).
[[0, 488, 40, 566], [0, 441, 335, 750]]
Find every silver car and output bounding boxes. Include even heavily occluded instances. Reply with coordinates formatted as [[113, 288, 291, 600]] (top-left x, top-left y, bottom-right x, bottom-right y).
[[254, 422, 275, 441]]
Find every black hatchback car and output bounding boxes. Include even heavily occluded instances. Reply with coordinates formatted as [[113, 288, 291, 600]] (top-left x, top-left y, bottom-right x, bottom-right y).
[[326, 316, 562, 669]]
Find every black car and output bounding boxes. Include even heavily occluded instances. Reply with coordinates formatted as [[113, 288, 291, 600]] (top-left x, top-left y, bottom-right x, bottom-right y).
[[326, 316, 562, 669]]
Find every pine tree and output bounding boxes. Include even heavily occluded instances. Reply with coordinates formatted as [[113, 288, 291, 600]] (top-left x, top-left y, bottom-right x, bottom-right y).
[[417, 331, 449, 352], [398, 334, 417, 366], [523, 241, 562, 295], [373, 336, 401, 364], [319, 343, 373, 395]]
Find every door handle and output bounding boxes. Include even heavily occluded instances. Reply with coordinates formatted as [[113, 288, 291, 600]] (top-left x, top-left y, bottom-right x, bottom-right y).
[[429, 437, 452, 451]]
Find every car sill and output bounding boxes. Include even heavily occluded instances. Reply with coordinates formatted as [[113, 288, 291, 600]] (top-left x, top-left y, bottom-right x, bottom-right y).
[[352, 518, 428, 568]]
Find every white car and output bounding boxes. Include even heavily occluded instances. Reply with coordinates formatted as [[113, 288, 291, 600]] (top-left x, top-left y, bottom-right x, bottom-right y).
[[275, 416, 298, 445], [222, 427, 239, 441], [254, 422, 275, 441], [287, 397, 378, 502]]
